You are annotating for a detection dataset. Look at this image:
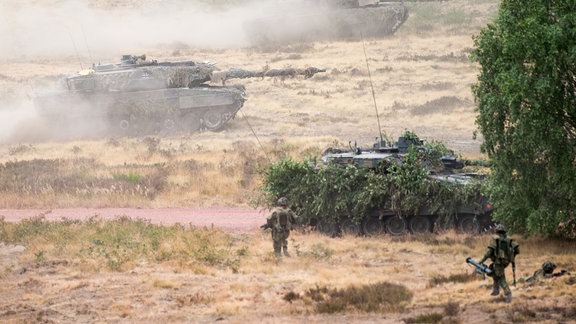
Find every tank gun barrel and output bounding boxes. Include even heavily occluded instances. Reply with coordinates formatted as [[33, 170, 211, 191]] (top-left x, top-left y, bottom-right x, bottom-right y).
[[212, 67, 326, 84]]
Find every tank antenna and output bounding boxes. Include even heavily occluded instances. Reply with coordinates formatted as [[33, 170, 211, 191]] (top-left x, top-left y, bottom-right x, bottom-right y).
[[68, 31, 83, 70], [81, 25, 94, 65], [361, 33, 384, 145], [240, 110, 271, 163]]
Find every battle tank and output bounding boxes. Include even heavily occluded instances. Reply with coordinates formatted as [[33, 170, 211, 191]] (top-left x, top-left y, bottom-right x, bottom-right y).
[[315, 133, 494, 236], [321, 134, 464, 174], [34, 54, 326, 135], [244, 0, 409, 46]]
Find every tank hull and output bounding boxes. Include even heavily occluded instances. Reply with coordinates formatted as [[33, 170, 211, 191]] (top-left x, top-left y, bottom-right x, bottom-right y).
[[318, 186, 494, 237], [354, 188, 494, 237], [35, 85, 245, 135]]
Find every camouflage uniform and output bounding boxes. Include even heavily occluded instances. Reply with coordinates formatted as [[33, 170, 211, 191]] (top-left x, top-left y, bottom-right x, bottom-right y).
[[265, 197, 297, 258], [530, 260, 557, 281], [479, 224, 520, 302], [522, 260, 568, 283]]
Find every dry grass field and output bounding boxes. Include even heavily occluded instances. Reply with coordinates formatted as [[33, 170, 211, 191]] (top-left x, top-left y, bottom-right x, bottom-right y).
[[1, 0, 575, 323], [1, 219, 576, 323]]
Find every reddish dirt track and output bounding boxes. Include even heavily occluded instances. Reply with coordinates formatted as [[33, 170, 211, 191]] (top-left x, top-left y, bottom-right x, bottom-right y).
[[0, 207, 268, 231]]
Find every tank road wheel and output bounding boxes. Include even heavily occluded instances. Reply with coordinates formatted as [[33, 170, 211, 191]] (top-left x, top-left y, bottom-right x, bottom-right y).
[[458, 215, 480, 234], [179, 112, 201, 133], [316, 219, 338, 237], [111, 112, 140, 135], [433, 218, 453, 234], [341, 218, 360, 236], [362, 217, 384, 236], [481, 222, 497, 234], [385, 216, 407, 236], [409, 215, 432, 234], [163, 119, 176, 130], [119, 119, 130, 131], [203, 110, 223, 130]]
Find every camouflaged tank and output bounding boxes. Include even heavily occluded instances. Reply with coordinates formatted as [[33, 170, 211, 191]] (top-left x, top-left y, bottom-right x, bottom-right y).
[[244, 0, 409, 46], [35, 54, 325, 135], [317, 134, 494, 237]]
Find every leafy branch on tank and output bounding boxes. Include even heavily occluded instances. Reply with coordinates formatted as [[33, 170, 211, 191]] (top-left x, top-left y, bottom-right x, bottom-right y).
[[257, 131, 493, 236]]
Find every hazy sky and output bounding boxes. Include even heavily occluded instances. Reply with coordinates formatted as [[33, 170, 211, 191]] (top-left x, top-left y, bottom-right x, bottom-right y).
[[0, 0, 277, 59]]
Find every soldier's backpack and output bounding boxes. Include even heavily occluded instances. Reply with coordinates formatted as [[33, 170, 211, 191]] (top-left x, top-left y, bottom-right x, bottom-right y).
[[275, 209, 291, 230], [495, 237, 517, 266], [279, 210, 288, 226]]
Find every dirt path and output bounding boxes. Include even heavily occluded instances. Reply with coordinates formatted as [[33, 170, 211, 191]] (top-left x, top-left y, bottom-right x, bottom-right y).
[[0, 207, 268, 231]]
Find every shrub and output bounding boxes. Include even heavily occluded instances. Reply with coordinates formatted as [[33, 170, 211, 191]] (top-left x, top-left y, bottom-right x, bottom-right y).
[[305, 282, 413, 314]]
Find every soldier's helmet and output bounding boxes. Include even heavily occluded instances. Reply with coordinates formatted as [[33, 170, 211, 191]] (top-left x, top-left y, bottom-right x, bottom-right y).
[[495, 224, 507, 233], [277, 197, 288, 206], [542, 260, 557, 274]]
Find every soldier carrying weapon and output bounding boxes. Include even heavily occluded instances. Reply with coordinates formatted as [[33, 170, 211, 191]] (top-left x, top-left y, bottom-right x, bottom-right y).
[[474, 224, 520, 303], [261, 197, 297, 258]]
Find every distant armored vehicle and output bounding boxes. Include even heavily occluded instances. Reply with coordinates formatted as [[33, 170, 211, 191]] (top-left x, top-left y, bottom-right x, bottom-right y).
[[35, 54, 325, 135], [244, 0, 409, 45]]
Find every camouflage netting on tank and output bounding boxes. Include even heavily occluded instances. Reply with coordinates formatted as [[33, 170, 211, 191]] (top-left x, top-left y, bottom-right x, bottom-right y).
[[259, 157, 486, 228], [170, 65, 215, 87], [84, 65, 215, 91]]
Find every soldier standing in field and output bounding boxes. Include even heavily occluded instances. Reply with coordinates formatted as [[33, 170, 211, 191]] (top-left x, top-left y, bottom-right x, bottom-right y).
[[262, 197, 297, 258], [478, 224, 520, 302]]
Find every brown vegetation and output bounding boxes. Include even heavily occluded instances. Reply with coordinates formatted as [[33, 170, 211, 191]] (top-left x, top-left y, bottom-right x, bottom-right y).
[[1, 218, 575, 323]]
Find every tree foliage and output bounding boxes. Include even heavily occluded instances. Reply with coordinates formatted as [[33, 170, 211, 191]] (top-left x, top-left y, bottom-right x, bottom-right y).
[[471, 0, 576, 237]]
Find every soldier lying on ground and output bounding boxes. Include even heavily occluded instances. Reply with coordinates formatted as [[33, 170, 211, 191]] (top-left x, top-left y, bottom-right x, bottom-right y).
[[519, 260, 569, 283]]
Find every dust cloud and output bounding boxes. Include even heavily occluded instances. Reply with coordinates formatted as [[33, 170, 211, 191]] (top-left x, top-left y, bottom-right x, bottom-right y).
[[0, 0, 333, 60], [0, 99, 110, 144], [0, 0, 338, 144], [0, 102, 38, 143]]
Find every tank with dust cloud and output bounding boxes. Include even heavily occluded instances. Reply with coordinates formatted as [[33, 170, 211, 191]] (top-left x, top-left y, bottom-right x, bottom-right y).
[[34, 54, 326, 136], [244, 0, 409, 46]]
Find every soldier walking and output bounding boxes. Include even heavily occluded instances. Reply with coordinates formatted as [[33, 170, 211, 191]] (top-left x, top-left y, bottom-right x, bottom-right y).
[[478, 224, 520, 302], [262, 197, 297, 258]]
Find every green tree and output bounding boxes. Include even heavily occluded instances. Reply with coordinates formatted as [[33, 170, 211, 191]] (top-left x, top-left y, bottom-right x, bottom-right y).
[[471, 0, 576, 237]]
